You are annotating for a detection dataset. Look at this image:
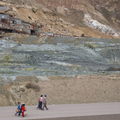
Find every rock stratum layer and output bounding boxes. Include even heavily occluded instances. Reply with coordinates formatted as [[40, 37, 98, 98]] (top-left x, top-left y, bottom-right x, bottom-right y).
[[0, 37, 120, 76]]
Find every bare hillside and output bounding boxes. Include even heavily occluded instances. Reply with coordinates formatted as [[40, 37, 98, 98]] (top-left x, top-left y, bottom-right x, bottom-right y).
[[1, 75, 120, 106], [0, 0, 120, 38]]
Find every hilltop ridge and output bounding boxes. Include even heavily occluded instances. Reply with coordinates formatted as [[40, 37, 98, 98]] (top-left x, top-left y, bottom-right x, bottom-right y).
[[0, 0, 120, 38]]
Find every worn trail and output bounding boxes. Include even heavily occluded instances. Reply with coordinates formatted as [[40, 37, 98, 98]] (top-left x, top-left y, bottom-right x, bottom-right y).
[[0, 103, 120, 120]]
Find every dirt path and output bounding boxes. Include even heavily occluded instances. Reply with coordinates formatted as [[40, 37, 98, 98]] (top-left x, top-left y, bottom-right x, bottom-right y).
[[0, 103, 120, 120]]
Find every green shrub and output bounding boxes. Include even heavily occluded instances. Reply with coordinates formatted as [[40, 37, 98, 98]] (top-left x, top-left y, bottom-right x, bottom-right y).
[[28, 16, 32, 20], [32, 8, 36, 13]]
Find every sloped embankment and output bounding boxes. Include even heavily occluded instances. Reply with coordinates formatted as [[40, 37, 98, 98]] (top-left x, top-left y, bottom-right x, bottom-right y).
[[0, 75, 120, 106], [0, 37, 120, 76], [0, 37, 120, 106]]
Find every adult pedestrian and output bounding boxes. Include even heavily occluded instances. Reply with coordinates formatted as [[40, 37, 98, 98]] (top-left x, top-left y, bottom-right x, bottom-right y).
[[18, 103, 24, 116], [42, 95, 48, 110], [37, 96, 40, 109], [39, 95, 43, 110]]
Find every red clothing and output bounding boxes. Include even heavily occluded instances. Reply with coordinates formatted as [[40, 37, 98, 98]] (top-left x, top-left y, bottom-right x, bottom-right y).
[[22, 111, 24, 117], [22, 106, 25, 117], [22, 106, 25, 112]]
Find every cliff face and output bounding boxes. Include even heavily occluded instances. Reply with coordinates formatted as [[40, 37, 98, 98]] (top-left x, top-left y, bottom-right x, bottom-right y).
[[0, 0, 120, 38]]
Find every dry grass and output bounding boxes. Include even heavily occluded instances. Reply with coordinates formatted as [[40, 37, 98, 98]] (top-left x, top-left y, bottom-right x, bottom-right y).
[[20, 87, 25, 92], [25, 82, 40, 92]]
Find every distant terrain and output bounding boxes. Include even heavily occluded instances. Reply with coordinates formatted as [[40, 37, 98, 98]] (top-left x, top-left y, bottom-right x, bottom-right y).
[[0, 35, 120, 76], [0, 36, 120, 106], [0, 0, 120, 106], [0, 0, 120, 38]]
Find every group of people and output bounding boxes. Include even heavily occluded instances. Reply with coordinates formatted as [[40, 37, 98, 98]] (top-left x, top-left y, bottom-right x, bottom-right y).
[[15, 102, 26, 117], [15, 95, 48, 117], [37, 95, 48, 110]]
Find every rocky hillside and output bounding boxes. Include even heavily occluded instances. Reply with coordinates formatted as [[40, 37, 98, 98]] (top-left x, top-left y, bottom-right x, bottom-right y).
[[0, 0, 120, 38], [35, 0, 120, 37], [1, 0, 120, 107]]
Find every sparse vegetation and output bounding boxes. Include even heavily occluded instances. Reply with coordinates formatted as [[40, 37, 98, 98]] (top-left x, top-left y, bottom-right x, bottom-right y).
[[43, 11, 46, 14], [84, 43, 95, 50], [32, 8, 37, 13], [53, 13, 57, 16], [26, 83, 40, 92], [5, 9, 11, 13], [20, 87, 25, 92], [28, 16, 32, 20]]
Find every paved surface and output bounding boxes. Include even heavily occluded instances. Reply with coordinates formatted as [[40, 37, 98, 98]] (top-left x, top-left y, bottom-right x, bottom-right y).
[[0, 103, 120, 120]]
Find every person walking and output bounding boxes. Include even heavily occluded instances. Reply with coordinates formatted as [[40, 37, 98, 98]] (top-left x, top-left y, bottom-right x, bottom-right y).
[[42, 95, 48, 110], [37, 96, 40, 109], [18, 103, 24, 116], [15, 102, 21, 116], [39, 95, 43, 110], [22, 104, 26, 117]]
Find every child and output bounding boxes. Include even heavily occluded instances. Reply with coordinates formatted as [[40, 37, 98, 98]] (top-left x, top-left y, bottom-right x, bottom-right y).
[[22, 104, 25, 117], [15, 102, 21, 116], [18, 103, 24, 116]]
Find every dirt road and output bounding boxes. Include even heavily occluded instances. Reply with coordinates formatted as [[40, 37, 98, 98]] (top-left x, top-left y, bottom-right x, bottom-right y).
[[0, 103, 120, 120]]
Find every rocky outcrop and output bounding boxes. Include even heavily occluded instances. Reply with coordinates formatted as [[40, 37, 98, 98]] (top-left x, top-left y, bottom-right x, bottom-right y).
[[84, 14, 120, 37], [35, 0, 120, 37]]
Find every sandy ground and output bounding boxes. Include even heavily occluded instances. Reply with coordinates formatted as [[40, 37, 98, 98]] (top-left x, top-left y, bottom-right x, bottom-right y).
[[38, 114, 120, 120], [1, 75, 120, 106], [39, 75, 120, 104], [0, 103, 120, 120]]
